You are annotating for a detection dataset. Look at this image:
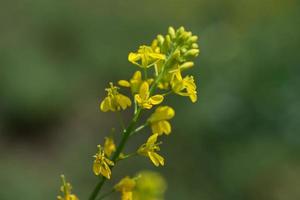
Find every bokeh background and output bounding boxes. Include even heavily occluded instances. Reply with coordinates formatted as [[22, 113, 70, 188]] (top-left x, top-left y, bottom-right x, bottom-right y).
[[1, 0, 300, 199]]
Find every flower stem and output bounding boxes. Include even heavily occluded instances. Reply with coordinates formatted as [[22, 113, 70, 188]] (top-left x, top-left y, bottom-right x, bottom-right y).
[[96, 189, 115, 200]]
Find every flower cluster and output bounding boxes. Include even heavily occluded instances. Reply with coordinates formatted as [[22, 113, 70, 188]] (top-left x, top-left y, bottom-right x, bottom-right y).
[[56, 26, 200, 200]]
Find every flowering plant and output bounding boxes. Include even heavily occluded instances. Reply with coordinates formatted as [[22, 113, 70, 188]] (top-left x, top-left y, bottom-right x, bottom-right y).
[[56, 26, 200, 200]]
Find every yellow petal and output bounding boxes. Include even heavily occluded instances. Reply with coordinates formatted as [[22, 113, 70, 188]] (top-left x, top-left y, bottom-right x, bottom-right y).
[[93, 162, 101, 176], [158, 120, 171, 135], [104, 157, 115, 166], [118, 80, 131, 87], [132, 71, 142, 81], [142, 102, 153, 109], [139, 82, 149, 100], [100, 97, 111, 112], [147, 133, 158, 145], [148, 152, 164, 167], [117, 94, 132, 110], [134, 94, 142, 104], [151, 123, 160, 134], [128, 52, 141, 66], [69, 194, 79, 200], [189, 92, 197, 103], [149, 95, 164, 105], [121, 191, 133, 200]]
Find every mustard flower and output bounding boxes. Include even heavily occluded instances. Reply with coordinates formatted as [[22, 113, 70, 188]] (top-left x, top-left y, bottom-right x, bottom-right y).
[[148, 106, 175, 135], [170, 70, 197, 102], [128, 45, 166, 68], [118, 71, 153, 94], [93, 145, 114, 179], [138, 133, 164, 167], [135, 81, 164, 109], [114, 176, 136, 200], [100, 82, 132, 112], [104, 137, 116, 157], [57, 175, 79, 200]]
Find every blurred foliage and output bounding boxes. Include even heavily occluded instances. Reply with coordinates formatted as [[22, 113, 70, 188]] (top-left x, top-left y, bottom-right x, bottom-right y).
[[0, 0, 300, 200]]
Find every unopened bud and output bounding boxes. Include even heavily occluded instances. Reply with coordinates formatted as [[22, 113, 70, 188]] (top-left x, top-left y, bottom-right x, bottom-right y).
[[180, 62, 194, 70], [188, 36, 198, 43], [191, 43, 199, 49], [168, 26, 176, 39], [185, 49, 199, 57], [157, 35, 164, 45]]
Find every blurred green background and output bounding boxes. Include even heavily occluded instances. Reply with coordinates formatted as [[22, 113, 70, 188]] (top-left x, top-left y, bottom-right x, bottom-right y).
[[1, 0, 300, 199]]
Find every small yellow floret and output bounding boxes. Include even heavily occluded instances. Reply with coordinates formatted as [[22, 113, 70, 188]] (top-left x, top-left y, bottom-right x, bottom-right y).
[[138, 133, 164, 167], [135, 82, 164, 109], [128, 45, 166, 68], [148, 106, 175, 135], [93, 145, 114, 179], [100, 83, 132, 112], [170, 70, 197, 102]]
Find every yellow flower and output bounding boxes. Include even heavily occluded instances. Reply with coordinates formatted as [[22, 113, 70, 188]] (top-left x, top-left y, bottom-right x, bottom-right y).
[[104, 137, 116, 157], [133, 171, 167, 200], [57, 175, 79, 200], [100, 82, 132, 112], [148, 106, 175, 135], [118, 71, 153, 94], [128, 45, 166, 68], [170, 70, 197, 102], [93, 145, 114, 179], [138, 133, 164, 167], [114, 176, 136, 200], [135, 82, 164, 109]]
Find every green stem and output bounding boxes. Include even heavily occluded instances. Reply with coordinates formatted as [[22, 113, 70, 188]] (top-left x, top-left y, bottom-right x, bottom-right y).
[[130, 123, 148, 136], [96, 189, 115, 200]]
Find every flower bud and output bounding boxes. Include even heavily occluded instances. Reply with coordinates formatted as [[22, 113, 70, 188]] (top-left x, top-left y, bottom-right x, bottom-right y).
[[168, 26, 176, 39], [184, 49, 199, 57], [188, 36, 198, 43], [191, 43, 199, 49], [157, 35, 164, 45], [180, 61, 194, 70], [165, 35, 172, 48]]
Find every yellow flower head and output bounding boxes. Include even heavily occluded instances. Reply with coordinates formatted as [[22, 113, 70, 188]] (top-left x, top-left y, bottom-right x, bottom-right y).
[[93, 145, 114, 179], [114, 176, 137, 200], [148, 106, 175, 135], [57, 175, 79, 200], [170, 70, 197, 103], [135, 81, 164, 109], [104, 137, 116, 157], [128, 45, 166, 68], [118, 71, 153, 94], [138, 133, 164, 167], [100, 82, 132, 112]]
